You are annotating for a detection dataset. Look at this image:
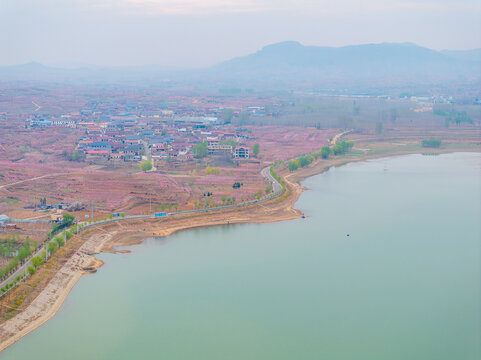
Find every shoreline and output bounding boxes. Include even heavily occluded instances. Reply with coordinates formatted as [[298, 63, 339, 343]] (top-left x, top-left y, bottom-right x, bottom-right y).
[[0, 147, 479, 352]]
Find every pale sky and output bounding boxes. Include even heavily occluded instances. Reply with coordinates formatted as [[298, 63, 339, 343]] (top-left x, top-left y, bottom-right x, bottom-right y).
[[0, 0, 479, 67]]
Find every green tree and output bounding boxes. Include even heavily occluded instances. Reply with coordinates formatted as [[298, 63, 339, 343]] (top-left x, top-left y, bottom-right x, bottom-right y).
[[192, 142, 208, 158], [288, 160, 299, 172], [140, 160, 152, 172], [62, 213, 75, 227], [31, 256, 44, 268], [321, 146, 331, 159], [376, 122, 383, 134], [252, 143, 260, 157], [55, 236, 65, 247], [421, 139, 442, 148], [221, 108, 234, 123], [299, 157, 312, 167], [333, 141, 354, 155], [48, 241, 58, 255], [237, 111, 250, 125], [27, 266, 36, 276]]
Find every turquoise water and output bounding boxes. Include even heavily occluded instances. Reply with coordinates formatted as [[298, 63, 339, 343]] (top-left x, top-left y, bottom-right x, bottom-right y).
[[2, 152, 480, 360]]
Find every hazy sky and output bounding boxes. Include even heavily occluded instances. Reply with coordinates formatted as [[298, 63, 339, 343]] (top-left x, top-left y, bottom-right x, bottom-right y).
[[0, 0, 479, 67]]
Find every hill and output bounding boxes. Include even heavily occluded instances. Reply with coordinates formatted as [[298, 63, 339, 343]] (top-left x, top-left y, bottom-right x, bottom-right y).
[[210, 42, 480, 90], [0, 42, 479, 93]]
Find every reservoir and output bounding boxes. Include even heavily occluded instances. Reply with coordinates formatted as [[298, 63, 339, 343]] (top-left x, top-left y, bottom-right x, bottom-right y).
[[2, 152, 480, 359]]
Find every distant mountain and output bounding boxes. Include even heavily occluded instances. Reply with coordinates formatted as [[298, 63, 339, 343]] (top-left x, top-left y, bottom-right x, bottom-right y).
[[0, 42, 479, 93], [210, 41, 480, 89], [440, 48, 481, 63]]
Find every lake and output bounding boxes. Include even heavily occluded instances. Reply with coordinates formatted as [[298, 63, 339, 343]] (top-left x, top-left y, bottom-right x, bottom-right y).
[[2, 152, 480, 360]]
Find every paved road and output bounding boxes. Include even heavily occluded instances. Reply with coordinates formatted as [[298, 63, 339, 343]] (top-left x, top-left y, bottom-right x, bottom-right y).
[[0, 163, 285, 290], [261, 166, 282, 193], [0, 242, 47, 290]]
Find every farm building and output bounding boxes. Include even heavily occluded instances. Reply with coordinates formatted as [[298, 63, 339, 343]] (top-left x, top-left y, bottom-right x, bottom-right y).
[[234, 146, 249, 159]]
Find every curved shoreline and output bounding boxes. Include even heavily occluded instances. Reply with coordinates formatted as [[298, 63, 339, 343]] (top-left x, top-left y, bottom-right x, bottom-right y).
[[0, 147, 479, 353]]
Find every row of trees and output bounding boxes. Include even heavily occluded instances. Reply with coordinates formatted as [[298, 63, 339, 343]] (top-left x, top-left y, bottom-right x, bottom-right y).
[[154, 203, 178, 213], [27, 231, 70, 277], [289, 156, 314, 171], [288, 141, 354, 172], [0, 239, 35, 280]]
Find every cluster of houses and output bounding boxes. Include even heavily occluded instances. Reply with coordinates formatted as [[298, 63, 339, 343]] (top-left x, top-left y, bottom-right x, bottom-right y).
[[24, 95, 270, 165], [72, 116, 252, 163]]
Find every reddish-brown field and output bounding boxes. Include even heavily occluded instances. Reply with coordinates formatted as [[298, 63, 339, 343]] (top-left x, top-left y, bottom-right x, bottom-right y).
[[250, 126, 338, 161], [0, 121, 333, 224]]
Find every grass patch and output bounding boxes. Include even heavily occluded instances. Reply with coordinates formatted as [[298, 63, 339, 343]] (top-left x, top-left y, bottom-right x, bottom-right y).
[[0, 198, 19, 204]]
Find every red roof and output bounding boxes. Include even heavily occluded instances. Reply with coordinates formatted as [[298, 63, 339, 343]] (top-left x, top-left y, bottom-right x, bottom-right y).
[[87, 150, 109, 154]]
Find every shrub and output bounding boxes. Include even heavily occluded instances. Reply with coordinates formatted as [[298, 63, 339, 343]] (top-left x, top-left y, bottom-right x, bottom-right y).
[[321, 146, 331, 159], [206, 166, 221, 175], [55, 236, 65, 247], [140, 160, 153, 172], [48, 241, 58, 255], [298, 157, 312, 167], [288, 160, 299, 172], [31, 256, 44, 268], [421, 139, 441, 148], [332, 141, 354, 155]]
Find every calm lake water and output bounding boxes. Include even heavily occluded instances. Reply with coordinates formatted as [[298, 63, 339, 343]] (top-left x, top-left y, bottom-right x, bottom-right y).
[[2, 153, 480, 360]]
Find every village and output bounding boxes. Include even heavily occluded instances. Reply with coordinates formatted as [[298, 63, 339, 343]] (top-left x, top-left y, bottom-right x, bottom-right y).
[[26, 105, 263, 166]]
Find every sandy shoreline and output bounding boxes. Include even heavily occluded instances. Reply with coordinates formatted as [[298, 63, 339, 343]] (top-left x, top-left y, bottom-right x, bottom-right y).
[[0, 232, 114, 352], [0, 147, 479, 352]]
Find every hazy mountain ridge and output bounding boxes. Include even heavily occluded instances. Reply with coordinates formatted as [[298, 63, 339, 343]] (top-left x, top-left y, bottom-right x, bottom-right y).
[[0, 42, 479, 92], [213, 41, 479, 77]]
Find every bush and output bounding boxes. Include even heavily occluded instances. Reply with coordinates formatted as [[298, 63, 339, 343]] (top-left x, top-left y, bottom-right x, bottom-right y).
[[48, 241, 58, 255], [298, 157, 312, 167], [288, 160, 299, 172], [421, 139, 441, 148], [31, 256, 44, 268], [55, 236, 65, 247], [206, 166, 221, 175], [27, 266, 36, 276], [140, 160, 153, 172], [321, 146, 331, 159], [332, 141, 354, 155]]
